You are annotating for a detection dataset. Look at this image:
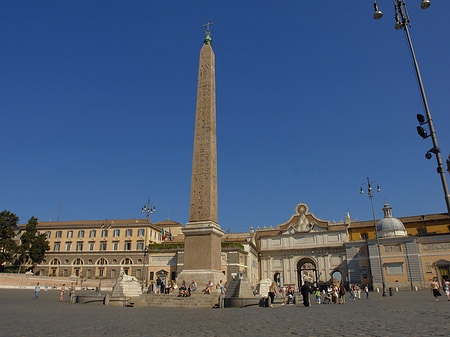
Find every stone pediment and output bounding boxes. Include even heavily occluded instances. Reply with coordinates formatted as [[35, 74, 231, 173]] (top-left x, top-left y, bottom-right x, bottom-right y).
[[279, 203, 329, 234]]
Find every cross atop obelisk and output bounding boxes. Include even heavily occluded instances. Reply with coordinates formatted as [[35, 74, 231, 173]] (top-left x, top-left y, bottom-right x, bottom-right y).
[[203, 20, 214, 32], [203, 20, 214, 44]]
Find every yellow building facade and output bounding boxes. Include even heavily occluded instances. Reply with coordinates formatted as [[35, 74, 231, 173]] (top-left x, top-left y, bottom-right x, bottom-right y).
[[17, 219, 183, 281], [345, 205, 450, 290]]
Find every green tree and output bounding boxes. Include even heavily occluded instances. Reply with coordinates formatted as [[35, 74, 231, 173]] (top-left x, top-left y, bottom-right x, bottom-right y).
[[18, 217, 49, 273], [0, 210, 19, 268], [29, 233, 50, 270]]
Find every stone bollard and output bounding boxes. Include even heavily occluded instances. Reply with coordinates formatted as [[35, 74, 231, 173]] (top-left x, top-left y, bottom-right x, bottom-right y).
[[376, 288, 380, 293], [414, 286, 418, 291], [395, 287, 399, 292], [103, 294, 110, 306], [219, 294, 224, 308]]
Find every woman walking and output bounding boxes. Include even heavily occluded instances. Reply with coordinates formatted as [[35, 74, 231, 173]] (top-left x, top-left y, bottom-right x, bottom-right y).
[[431, 278, 441, 302], [268, 282, 277, 308], [443, 277, 450, 301], [59, 284, 66, 302]]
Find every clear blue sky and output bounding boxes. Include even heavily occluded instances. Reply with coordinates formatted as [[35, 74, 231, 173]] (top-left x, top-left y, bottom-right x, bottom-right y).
[[2, 1, 449, 231]]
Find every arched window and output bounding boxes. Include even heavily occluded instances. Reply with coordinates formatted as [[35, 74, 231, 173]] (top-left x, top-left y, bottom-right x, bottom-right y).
[[73, 258, 84, 265], [96, 258, 108, 265], [121, 258, 133, 265], [50, 258, 61, 265]]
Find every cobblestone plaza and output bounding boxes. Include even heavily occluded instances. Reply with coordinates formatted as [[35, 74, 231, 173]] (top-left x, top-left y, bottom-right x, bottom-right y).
[[0, 289, 448, 336]]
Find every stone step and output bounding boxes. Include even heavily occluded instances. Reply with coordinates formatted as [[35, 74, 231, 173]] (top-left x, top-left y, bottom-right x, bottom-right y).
[[131, 293, 220, 308]]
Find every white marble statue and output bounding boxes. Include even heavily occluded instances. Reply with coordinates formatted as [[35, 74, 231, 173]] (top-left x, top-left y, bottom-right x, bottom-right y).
[[118, 267, 139, 282]]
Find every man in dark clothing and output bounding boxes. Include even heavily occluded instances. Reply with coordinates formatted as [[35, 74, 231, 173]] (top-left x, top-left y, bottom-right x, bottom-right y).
[[156, 276, 162, 294], [161, 280, 165, 295], [301, 282, 311, 307]]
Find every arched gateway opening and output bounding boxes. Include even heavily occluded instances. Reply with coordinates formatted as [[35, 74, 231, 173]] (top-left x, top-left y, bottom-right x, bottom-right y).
[[297, 259, 318, 288]]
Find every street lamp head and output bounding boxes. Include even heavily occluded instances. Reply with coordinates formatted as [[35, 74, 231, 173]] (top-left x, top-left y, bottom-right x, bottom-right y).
[[373, 0, 383, 20], [421, 0, 431, 10], [374, 10, 383, 20], [373, 1, 383, 20], [425, 152, 432, 160], [395, 21, 403, 30], [416, 126, 429, 139], [377, 185, 381, 192], [416, 113, 426, 125], [360, 187, 364, 194]]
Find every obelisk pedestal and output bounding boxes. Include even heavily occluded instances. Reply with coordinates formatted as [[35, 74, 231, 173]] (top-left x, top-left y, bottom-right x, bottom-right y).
[[178, 24, 224, 289], [179, 221, 224, 288]]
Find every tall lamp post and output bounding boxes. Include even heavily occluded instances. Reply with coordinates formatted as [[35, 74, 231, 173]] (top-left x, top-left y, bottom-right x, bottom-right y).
[[360, 177, 387, 296], [372, 0, 450, 218], [98, 222, 111, 295], [141, 199, 156, 293]]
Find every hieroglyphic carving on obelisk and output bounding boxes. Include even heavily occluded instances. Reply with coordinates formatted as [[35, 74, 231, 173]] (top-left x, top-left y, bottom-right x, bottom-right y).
[[189, 20, 218, 224]]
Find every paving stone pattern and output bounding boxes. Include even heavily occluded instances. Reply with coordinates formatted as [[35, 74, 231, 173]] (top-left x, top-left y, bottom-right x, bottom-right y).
[[0, 289, 448, 336]]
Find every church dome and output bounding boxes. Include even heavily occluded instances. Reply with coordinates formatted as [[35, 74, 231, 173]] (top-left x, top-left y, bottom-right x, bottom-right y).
[[376, 203, 407, 238]]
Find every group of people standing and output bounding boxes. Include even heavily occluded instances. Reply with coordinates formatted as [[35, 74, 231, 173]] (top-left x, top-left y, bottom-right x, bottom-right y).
[[33, 282, 74, 302], [267, 282, 371, 308], [155, 277, 227, 296]]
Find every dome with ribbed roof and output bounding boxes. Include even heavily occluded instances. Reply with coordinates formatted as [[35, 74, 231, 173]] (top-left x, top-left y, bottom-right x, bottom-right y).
[[376, 203, 407, 238]]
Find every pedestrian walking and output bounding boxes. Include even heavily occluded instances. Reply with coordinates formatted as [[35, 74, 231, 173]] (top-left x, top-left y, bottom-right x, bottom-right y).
[[339, 284, 346, 304], [300, 282, 311, 307], [69, 283, 75, 302], [431, 278, 441, 302], [59, 284, 65, 302], [443, 277, 450, 301], [34, 282, 40, 299], [364, 285, 369, 299], [156, 276, 162, 294], [161, 280, 166, 295], [315, 288, 321, 304], [268, 281, 277, 308], [332, 285, 338, 304], [356, 284, 361, 299]]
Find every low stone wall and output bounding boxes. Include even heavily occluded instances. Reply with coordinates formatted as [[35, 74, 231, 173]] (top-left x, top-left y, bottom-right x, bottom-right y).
[[0, 272, 116, 291]]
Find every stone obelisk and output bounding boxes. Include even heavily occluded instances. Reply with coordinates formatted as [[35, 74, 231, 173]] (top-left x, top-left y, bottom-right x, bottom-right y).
[[178, 21, 224, 287]]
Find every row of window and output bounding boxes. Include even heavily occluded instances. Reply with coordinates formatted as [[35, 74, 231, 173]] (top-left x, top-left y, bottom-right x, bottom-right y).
[[53, 241, 146, 252], [50, 257, 132, 265], [48, 266, 140, 278], [44, 228, 156, 239]]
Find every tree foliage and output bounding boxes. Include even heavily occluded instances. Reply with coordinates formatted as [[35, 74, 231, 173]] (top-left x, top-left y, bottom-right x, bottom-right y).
[[29, 234, 50, 266], [18, 216, 50, 272], [18, 216, 38, 264], [0, 210, 19, 266]]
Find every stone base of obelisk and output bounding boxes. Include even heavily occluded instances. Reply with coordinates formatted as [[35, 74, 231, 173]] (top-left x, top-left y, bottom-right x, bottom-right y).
[[178, 221, 224, 292], [177, 270, 225, 293]]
